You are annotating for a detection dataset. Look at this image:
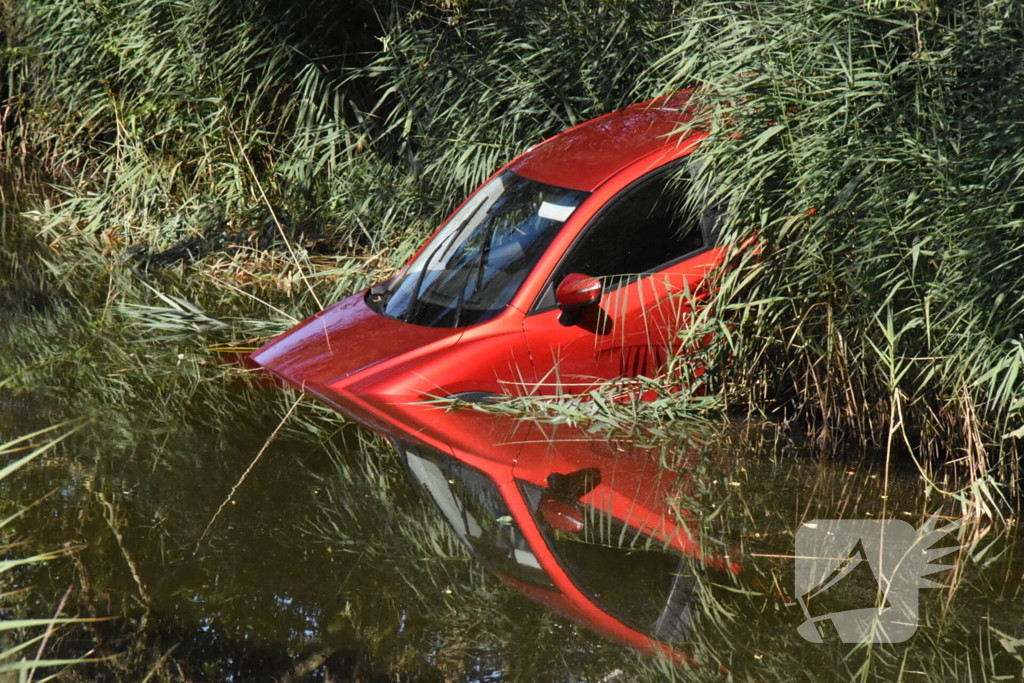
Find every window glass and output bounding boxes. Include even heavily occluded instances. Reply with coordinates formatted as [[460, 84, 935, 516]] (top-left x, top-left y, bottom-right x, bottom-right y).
[[380, 171, 588, 327], [397, 441, 554, 590], [547, 167, 707, 300], [520, 481, 698, 643]]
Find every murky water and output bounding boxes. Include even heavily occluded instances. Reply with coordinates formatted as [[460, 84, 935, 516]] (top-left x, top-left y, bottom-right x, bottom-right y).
[[1, 382, 635, 681], [1, 217, 1022, 681]]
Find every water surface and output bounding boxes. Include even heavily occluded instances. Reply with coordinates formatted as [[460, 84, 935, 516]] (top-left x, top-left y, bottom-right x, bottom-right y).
[[0, 217, 1021, 682]]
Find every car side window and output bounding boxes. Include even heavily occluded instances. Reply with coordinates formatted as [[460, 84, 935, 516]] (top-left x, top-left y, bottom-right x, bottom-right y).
[[538, 166, 709, 309]]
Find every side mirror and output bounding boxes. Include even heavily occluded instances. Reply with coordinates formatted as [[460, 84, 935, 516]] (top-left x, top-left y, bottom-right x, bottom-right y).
[[555, 273, 602, 311]]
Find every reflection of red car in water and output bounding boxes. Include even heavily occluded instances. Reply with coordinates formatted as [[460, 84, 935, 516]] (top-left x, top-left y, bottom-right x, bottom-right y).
[[343, 395, 738, 662], [251, 91, 727, 410]]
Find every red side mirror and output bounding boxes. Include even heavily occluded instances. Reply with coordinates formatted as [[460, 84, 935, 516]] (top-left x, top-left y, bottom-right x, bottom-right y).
[[555, 273, 602, 311]]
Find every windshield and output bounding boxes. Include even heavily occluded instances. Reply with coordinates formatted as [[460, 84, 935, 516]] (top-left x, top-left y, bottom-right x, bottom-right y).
[[395, 440, 554, 590], [380, 171, 589, 327]]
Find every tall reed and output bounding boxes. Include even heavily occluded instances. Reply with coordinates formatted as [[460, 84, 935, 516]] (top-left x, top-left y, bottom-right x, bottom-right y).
[[646, 0, 1024, 498], [361, 0, 1024, 501], [5, 0, 1024, 500], [1, 0, 416, 257]]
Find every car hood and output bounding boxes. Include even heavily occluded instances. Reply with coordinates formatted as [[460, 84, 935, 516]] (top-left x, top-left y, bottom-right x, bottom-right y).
[[250, 290, 461, 401]]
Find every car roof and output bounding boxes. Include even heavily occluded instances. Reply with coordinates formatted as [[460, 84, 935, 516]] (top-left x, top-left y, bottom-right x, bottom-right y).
[[508, 90, 697, 192]]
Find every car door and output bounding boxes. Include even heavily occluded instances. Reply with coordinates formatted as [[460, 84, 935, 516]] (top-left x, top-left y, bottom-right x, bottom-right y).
[[522, 163, 725, 394]]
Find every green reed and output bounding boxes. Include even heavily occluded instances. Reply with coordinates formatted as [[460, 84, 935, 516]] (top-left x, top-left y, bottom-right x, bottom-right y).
[[646, 0, 1024, 506], [408, 0, 1024, 512], [2, 0, 1023, 628]]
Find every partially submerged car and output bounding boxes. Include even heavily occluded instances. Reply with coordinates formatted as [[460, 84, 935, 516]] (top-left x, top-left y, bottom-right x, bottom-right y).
[[252, 91, 726, 416]]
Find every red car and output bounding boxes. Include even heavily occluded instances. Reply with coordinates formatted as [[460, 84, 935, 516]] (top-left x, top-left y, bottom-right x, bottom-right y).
[[252, 91, 726, 414]]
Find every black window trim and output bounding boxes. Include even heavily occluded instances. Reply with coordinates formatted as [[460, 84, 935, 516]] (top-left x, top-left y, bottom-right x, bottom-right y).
[[528, 159, 714, 315]]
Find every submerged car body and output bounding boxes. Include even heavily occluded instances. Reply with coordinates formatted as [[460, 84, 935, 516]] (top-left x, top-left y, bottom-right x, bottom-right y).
[[252, 91, 726, 416]]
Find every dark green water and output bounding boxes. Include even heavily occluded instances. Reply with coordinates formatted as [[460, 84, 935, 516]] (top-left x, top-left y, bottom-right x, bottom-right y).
[[0, 382, 634, 682], [1, 216, 1022, 682]]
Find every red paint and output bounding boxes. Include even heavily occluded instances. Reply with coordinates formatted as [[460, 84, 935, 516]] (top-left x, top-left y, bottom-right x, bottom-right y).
[[509, 91, 697, 191], [252, 91, 724, 406], [524, 247, 722, 393], [252, 293, 458, 393], [353, 396, 729, 664], [246, 94, 759, 664], [555, 273, 603, 310]]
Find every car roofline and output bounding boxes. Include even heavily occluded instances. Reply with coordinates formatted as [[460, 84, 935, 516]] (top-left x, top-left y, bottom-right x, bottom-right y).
[[506, 129, 708, 315], [507, 90, 699, 192]]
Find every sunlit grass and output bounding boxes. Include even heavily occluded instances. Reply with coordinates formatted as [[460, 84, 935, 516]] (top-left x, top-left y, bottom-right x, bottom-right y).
[[418, 0, 1024, 514], [652, 0, 1024, 503]]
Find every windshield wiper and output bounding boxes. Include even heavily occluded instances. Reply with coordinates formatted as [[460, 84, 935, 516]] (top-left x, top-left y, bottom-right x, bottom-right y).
[[399, 209, 477, 322], [452, 211, 501, 327]]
